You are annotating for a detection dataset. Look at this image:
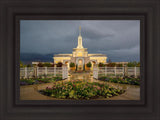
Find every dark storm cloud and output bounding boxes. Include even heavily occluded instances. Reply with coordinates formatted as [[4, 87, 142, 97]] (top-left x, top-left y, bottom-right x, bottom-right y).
[[20, 20, 140, 62]]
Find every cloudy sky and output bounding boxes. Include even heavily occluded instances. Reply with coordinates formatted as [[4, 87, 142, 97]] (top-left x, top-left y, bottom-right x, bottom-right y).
[[20, 20, 140, 62]]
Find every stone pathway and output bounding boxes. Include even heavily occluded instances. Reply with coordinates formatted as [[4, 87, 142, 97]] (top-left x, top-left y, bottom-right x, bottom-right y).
[[20, 73, 140, 100]]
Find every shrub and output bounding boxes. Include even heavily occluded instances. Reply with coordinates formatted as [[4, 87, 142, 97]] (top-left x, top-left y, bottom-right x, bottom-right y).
[[20, 61, 24, 67], [57, 62, 63, 67], [98, 62, 105, 67], [127, 61, 140, 67], [43, 62, 52, 67], [70, 62, 75, 67], [98, 76, 140, 85], [20, 79, 35, 85], [38, 62, 44, 67], [51, 63, 55, 67], [76, 64, 78, 71], [136, 62, 140, 67], [27, 64, 32, 67], [86, 62, 92, 68], [20, 77, 63, 86], [116, 64, 123, 67], [107, 63, 116, 67]]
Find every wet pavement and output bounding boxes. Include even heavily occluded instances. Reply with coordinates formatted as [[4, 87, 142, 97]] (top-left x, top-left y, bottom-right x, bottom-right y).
[[20, 73, 140, 100]]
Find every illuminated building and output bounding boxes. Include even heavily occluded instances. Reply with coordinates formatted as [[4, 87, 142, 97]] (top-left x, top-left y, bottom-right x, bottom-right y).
[[53, 26, 107, 70]]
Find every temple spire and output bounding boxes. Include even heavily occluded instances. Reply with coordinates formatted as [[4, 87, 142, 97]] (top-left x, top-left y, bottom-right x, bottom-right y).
[[79, 26, 81, 36], [77, 26, 83, 48]]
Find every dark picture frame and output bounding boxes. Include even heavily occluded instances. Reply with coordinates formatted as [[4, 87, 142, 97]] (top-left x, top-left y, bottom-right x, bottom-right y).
[[16, 16, 144, 105], [0, 0, 160, 120]]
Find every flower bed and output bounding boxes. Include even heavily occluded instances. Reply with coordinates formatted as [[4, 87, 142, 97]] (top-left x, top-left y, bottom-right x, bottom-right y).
[[20, 77, 62, 86], [40, 80, 125, 100], [98, 76, 140, 85]]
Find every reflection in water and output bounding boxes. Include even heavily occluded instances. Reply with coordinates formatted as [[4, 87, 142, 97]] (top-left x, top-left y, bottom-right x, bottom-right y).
[[20, 73, 140, 100]]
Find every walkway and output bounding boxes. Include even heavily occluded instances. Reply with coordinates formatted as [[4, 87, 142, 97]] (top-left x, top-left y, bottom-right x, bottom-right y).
[[20, 73, 140, 100]]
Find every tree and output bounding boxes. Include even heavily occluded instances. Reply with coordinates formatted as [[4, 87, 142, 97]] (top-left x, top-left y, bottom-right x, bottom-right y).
[[51, 63, 55, 67], [136, 62, 140, 67], [57, 62, 63, 67], [43, 62, 52, 67], [20, 61, 28, 67], [98, 62, 105, 67], [38, 62, 44, 67], [86, 62, 92, 67], [20, 61, 23, 67], [107, 63, 116, 67], [76, 64, 78, 71], [116, 64, 123, 67], [27, 64, 31, 67], [127, 61, 138, 67], [70, 62, 75, 67], [108, 59, 112, 63]]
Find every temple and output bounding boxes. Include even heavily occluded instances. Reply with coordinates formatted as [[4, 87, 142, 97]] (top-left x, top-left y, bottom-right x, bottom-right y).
[[53, 26, 107, 70]]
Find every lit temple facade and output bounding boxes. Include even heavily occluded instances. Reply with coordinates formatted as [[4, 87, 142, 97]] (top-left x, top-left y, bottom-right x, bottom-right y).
[[53, 27, 107, 70]]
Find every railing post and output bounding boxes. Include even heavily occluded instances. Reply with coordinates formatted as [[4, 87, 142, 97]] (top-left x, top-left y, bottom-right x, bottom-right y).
[[65, 66, 67, 79], [62, 65, 67, 79], [54, 65, 56, 77], [115, 66, 116, 76], [97, 66, 98, 79], [93, 65, 98, 79], [123, 67, 125, 77], [93, 67, 95, 78], [37, 67, 39, 77], [105, 66, 107, 76], [25, 67, 27, 78], [93, 66, 96, 79], [34, 67, 37, 78], [45, 67, 47, 76], [62, 66, 65, 79], [124, 66, 128, 76], [135, 67, 137, 78], [66, 67, 68, 78]]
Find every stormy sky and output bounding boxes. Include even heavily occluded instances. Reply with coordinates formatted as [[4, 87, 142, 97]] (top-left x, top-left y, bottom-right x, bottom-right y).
[[20, 20, 140, 62]]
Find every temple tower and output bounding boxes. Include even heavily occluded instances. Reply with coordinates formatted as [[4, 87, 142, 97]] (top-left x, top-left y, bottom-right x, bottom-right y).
[[77, 26, 83, 49]]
